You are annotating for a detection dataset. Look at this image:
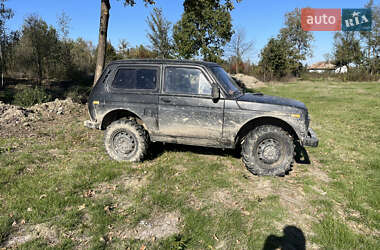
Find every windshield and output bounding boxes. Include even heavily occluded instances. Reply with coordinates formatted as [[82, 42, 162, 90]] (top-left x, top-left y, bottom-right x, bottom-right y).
[[210, 66, 242, 96]]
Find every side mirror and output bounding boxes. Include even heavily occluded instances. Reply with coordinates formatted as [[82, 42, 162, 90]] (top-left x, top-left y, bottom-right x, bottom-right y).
[[211, 85, 220, 102]]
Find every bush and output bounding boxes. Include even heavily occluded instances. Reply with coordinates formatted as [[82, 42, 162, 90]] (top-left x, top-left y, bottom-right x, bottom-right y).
[[13, 86, 52, 107], [299, 68, 380, 82], [342, 69, 380, 82], [64, 85, 91, 104], [299, 71, 336, 81]]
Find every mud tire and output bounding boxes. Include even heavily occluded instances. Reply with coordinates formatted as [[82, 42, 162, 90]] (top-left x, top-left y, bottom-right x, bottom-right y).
[[104, 119, 148, 162], [242, 125, 294, 176]]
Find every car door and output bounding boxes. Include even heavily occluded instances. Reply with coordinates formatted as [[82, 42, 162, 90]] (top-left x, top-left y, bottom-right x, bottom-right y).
[[158, 65, 224, 140]]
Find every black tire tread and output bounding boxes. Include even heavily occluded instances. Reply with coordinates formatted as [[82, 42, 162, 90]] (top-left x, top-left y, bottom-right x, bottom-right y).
[[104, 118, 149, 162], [242, 125, 294, 176]]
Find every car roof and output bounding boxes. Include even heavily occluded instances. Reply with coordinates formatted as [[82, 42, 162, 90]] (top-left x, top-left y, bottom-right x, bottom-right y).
[[108, 59, 220, 68]]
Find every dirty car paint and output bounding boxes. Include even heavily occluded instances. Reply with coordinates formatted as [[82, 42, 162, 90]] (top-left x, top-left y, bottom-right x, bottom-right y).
[[86, 59, 315, 149]]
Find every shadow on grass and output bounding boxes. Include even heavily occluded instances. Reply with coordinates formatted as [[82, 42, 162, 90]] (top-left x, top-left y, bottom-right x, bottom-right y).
[[146, 142, 240, 161], [294, 142, 310, 164], [147, 141, 311, 166], [263, 225, 306, 250]]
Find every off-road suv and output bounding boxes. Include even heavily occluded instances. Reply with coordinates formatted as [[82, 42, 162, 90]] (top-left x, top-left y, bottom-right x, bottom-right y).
[[84, 59, 318, 176]]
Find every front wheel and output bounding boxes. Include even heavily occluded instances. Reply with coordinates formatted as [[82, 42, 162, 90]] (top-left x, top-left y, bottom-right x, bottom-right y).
[[104, 119, 148, 162], [242, 125, 294, 176]]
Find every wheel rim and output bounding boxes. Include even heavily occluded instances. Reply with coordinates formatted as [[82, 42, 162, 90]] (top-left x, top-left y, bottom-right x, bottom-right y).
[[111, 130, 137, 157], [256, 138, 281, 165]]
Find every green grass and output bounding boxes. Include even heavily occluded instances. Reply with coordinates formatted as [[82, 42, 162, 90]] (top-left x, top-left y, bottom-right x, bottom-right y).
[[258, 81, 380, 249], [1, 81, 379, 249]]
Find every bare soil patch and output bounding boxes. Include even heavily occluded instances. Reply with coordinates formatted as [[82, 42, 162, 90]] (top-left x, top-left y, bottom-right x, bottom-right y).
[[87, 174, 150, 216], [115, 211, 181, 240], [2, 223, 59, 248], [93, 174, 149, 198]]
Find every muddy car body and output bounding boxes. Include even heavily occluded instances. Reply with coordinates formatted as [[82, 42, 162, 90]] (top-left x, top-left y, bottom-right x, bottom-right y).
[[85, 59, 318, 176]]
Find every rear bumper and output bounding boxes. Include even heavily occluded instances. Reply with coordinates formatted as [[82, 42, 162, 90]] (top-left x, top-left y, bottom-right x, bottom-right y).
[[84, 120, 100, 129], [304, 128, 319, 147]]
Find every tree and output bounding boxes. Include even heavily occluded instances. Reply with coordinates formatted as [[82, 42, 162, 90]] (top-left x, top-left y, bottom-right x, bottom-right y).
[[146, 7, 172, 58], [226, 28, 254, 73], [95, 40, 118, 66], [259, 38, 293, 81], [126, 44, 156, 58], [0, 0, 12, 33], [258, 36, 302, 81], [360, 0, 380, 74], [104, 41, 118, 65], [117, 39, 130, 58], [69, 38, 96, 76], [260, 8, 314, 78], [2, 31, 19, 78], [16, 15, 59, 83], [94, 0, 155, 85], [333, 31, 363, 70], [0, 0, 13, 87], [115, 40, 157, 59], [54, 12, 74, 79], [173, 0, 241, 62], [57, 11, 71, 41], [257, 8, 313, 81], [279, 8, 313, 61]]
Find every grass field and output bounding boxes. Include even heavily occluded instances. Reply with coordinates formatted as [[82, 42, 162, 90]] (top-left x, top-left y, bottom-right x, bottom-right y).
[[0, 80, 379, 249]]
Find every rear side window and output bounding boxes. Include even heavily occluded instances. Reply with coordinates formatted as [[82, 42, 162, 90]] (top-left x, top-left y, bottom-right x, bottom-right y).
[[112, 68, 157, 90]]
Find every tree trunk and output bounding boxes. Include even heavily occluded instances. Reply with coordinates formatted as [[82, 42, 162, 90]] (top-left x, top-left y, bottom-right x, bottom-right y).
[[235, 59, 239, 74], [94, 0, 110, 86], [37, 57, 42, 85]]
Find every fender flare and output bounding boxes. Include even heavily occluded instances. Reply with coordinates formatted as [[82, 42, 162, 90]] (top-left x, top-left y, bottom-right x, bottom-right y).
[[100, 109, 145, 130], [234, 116, 302, 146]]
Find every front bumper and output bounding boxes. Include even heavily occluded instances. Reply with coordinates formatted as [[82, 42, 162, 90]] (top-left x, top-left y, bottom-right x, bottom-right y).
[[84, 120, 100, 129], [304, 128, 319, 147]]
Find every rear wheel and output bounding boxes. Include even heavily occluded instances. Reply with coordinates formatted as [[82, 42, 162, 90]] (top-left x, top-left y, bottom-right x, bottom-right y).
[[242, 125, 294, 176], [104, 119, 148, 162]]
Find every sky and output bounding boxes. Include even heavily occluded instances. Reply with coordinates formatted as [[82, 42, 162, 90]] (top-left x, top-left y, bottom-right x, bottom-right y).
[[4, 0, 379, 64]]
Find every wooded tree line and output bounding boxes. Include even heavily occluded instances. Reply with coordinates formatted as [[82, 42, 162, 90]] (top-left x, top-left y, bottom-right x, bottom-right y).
[[1, 11, 97, 84], [0, 0, 379, 86], [0, 0, 243, 85]]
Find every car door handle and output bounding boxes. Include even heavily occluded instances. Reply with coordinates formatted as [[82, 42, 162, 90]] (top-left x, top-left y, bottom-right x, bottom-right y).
[[161, 98, 171, 103]]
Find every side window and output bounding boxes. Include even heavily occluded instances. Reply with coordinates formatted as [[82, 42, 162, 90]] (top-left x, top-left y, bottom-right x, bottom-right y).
[[164, 67, 212, 95], [112, 68, 157, 90]]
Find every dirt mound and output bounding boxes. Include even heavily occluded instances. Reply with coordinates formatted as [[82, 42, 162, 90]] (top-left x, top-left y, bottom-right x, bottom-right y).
[[0, 102, 32, 126], [31, 98, 80, 115], [231, 73, 265, 89], [0, 98, 81, 129]]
